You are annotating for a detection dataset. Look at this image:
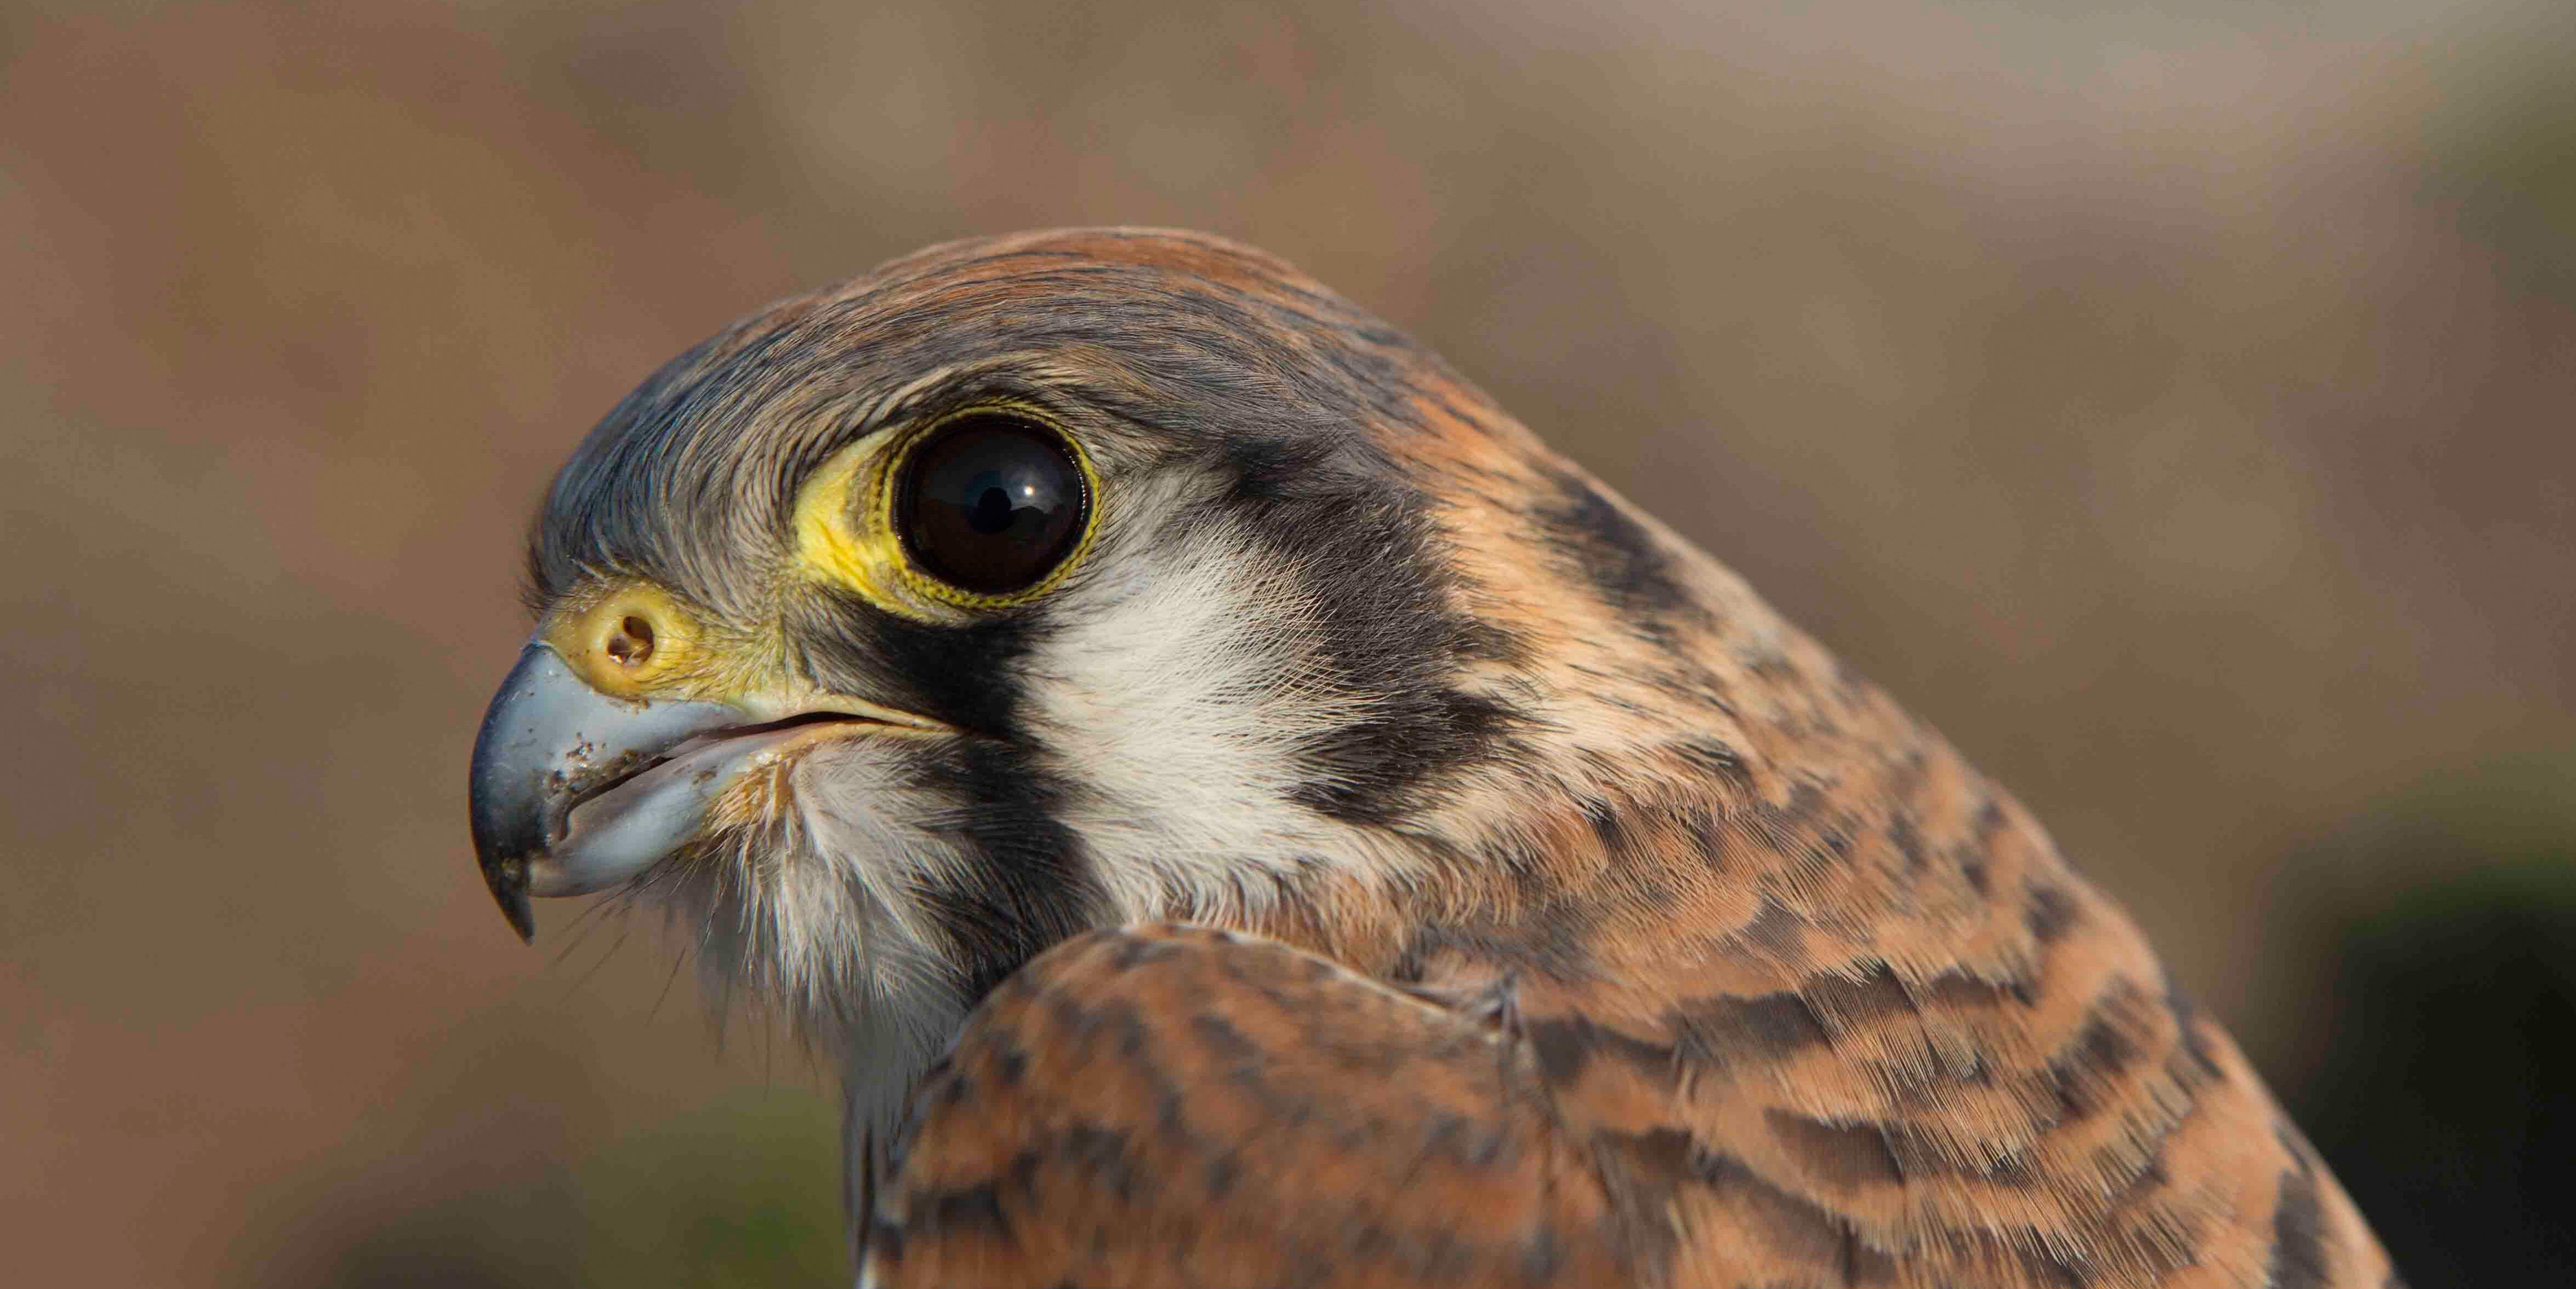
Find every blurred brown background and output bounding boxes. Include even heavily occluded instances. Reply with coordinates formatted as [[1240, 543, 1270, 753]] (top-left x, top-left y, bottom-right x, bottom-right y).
[[5, 1, 2572, 1284]]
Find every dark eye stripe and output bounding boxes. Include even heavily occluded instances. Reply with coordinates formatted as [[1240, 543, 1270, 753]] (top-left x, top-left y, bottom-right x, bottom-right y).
[[896, 414, 1089, 596]]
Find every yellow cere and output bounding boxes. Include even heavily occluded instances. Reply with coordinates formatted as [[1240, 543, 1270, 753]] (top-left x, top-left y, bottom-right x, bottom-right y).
[[789, 406, 1104, 623], [541, 582, 763, 704]]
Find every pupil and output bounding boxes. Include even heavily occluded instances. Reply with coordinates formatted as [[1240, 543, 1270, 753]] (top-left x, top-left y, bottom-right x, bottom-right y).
[[968, 482, 1016, 534], [897, 414, 1088, 595]]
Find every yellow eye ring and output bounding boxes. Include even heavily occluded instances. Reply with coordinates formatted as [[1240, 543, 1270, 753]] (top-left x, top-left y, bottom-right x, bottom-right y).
[[791, 404, 1102, 622]]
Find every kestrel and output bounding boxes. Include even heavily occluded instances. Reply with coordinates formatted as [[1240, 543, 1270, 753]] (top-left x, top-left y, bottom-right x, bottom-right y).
[[466, 230, 2396, 1287]]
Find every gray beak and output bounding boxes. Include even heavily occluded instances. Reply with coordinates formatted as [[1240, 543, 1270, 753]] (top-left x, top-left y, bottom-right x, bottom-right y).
[[466, 643, 744, 941]]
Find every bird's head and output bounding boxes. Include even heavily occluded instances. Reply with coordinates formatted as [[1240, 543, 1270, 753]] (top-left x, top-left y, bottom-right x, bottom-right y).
[[469, 229, 1809, 1137]]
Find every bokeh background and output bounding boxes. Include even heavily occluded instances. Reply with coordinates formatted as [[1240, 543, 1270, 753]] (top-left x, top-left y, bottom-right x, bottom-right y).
[[6, 1, 2572, 1284]]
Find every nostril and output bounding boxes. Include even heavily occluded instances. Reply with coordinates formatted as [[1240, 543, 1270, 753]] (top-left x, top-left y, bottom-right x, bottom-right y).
[[606, 614, 656, 666]]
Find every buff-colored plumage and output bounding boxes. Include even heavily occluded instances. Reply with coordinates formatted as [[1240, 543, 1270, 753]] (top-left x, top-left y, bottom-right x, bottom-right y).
[[467, 230, 2396, 1288]]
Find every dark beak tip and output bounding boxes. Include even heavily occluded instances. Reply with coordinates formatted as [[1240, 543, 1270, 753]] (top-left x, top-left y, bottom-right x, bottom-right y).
[[502, 895, 535, 945], [481, 852, 537, 944]]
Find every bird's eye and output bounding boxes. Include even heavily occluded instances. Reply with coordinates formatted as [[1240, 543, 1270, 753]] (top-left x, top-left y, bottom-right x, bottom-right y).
[[896, 413, 1090, 595]]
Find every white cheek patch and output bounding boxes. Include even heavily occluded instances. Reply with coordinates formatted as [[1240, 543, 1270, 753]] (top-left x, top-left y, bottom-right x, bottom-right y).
[[1024, 519, 1412, 922], [792, 749, 984, 967], [652, 735, 971, 1137]]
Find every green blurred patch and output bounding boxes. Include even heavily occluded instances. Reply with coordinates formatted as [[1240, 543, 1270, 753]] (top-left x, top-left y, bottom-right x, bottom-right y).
[[240, 1083, 846, 1289], [2278, 758, 2576, 1284], [2432, 37, 2576, 289], [571, 1086, 848, 1288]]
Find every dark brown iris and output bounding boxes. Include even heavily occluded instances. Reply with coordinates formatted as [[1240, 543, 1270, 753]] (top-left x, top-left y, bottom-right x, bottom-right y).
[[897, 413, 1088, 595]]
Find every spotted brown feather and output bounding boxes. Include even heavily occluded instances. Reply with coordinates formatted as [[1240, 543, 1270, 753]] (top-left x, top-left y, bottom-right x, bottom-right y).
[[869, 926, 1630, 1287]]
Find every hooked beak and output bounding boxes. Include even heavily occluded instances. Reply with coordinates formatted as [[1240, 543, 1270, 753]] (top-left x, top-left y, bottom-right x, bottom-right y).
[[467, 643, 748, 941], [466, 642, 937, 942]]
